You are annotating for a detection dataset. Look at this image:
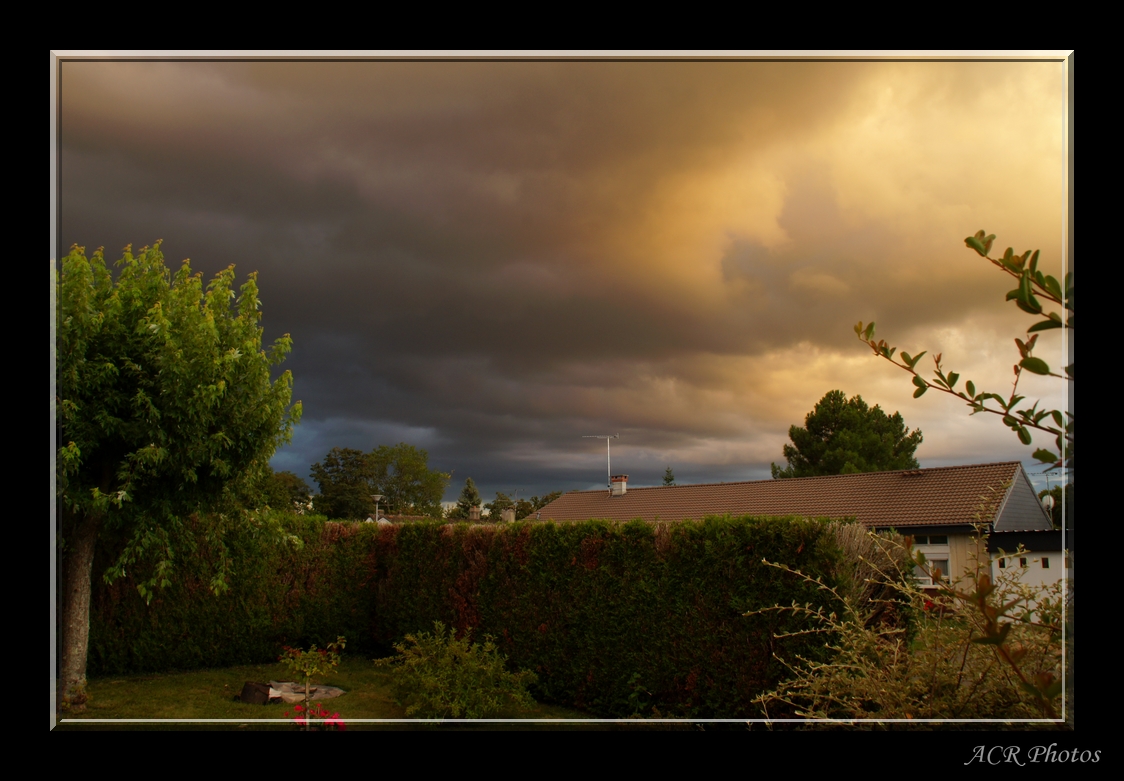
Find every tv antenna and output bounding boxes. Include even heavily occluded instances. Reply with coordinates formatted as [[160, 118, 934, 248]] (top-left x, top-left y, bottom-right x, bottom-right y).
[[583, 434, 619, 490]]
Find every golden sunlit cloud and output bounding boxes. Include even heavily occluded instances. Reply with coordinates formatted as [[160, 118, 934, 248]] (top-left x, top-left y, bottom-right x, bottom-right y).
[[57, 55, 1069, 494]]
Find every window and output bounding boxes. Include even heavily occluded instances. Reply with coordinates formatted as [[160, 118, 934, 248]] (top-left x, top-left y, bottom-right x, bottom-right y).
[[1020, 557, 1028, 568], [1042, 557, 1050, 569], [912, 534, 952, 587], [913, 559, 949, 586], [999, 558, 1006, 569]]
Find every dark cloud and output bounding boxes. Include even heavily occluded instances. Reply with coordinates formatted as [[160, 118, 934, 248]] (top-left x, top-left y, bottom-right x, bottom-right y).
[[56, 58, 1067, 501]]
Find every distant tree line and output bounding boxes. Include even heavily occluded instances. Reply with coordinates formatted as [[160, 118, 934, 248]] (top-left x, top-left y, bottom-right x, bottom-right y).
[[445, 478, 561, 521], [305, 449, 564, 522], [310, 444, 450, 520]]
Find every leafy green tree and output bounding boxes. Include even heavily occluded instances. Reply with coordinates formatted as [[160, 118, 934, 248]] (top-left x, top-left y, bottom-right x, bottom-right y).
[[1038, 484, 1073, 529], [771, 390, 923, 479], [55, 242, 300, 710], [532, 491, 562, 509], [368, 443, 450, 518], [258, 469, 312, 513], [485, 491, 515, 520], [856, 230, 1072, 470], [311, 443, 450, 519], [513, 491, 562, 519], [663, 467, 676, 486], [310, 447, 374, 520]]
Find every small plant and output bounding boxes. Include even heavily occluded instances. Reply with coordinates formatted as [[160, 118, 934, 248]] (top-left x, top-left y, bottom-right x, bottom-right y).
[[284, 702, 346, 731], [375, 621, 538, 719], [279, 636, 346, 730]]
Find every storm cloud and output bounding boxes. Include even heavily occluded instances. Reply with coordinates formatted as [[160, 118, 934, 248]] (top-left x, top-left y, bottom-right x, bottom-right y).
[[55, 56, 1070, 501]]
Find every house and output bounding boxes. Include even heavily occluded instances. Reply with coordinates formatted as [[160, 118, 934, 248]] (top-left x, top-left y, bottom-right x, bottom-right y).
[[988, 528, 1073, 588], [533, 461, 1062, 590], [363, 513, 434, 525]]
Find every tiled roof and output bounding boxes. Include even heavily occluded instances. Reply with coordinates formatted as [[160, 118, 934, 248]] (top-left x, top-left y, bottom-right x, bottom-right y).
[[534, 462, 1027, 529]]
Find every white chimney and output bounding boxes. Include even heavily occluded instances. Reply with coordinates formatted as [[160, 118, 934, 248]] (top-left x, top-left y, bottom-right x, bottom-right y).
[[469, 506, 481, 520], [501, 507, 516, 523], [610, 474, 628, 496]]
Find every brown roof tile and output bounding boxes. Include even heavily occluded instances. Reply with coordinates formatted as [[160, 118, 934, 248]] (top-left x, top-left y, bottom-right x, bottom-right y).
[[533, 462, 1027, 529]]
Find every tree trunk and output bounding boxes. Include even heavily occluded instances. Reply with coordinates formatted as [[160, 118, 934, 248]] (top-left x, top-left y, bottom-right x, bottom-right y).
[[58, 511, 101, 712]]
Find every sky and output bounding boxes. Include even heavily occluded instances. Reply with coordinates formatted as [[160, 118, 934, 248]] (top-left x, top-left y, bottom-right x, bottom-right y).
[[54, 54, 1072, 504]]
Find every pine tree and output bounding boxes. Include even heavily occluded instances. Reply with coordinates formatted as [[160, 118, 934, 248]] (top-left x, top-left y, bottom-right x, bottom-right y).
[[455, 478, 482, 518], [771, 390, 922, 478]]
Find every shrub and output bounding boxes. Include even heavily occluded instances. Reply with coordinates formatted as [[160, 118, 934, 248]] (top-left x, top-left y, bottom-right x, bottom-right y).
[[376, 621, 538, 719], [750, 526, 1069, 727]]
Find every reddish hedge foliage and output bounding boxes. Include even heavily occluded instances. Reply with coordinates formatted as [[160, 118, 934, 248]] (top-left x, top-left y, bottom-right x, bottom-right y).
[[88, 514, 848, 717]]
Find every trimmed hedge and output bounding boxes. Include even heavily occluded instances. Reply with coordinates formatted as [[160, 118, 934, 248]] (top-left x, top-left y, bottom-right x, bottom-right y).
[[89, 514, 854, 717], [89, 516, 383, 674]]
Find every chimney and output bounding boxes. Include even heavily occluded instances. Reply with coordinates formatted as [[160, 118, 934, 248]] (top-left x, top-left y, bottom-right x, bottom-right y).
[[501, 507, 516, 523], [469, 506, 481, 520], [610, 474, 628, 497]]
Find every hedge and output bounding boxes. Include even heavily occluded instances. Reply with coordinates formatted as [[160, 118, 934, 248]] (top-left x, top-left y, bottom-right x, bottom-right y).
[[88, 513, 862, 717]]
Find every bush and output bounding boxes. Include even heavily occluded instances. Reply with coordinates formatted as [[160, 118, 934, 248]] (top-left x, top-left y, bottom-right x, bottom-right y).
[[376, 621, 537, 719], [750, 526, 1069, 727], [87, 513, 879, 717]]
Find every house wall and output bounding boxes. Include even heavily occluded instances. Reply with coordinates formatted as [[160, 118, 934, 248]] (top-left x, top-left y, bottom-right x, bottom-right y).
[[949, 533, 989, 586], [991, 551, 1069, 590]]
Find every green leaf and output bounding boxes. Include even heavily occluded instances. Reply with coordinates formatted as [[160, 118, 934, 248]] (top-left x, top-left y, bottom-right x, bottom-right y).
[[1033, 448, 1058, 464], [913, 386, 927, 398], [1018, 427, 1032, 445], [966, 380, 976, 397], [1029, 249, 1040, 273], [1020, 357, 1050, 375], [947, 372, 959, 388], [1027, 318, 1062, 332], [1016, 295, 1043, 315], [1050, 410, 1064, 427], [965, 235, 988, 256], [1043, 275, 1063, 299], [912, 375, 927, 390], [865, 322, 876, 340]]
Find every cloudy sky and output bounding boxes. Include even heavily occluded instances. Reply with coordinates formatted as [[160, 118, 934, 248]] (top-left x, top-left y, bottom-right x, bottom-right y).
[[54, 54, 1071, 503]]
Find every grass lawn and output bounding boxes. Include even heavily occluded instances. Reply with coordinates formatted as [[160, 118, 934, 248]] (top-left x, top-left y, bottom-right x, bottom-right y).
[[53, 656, 680, 731]]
